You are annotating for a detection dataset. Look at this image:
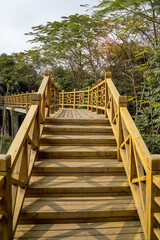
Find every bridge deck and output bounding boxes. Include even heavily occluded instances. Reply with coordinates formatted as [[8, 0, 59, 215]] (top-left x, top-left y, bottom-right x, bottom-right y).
[[52, 109, 105, 119]]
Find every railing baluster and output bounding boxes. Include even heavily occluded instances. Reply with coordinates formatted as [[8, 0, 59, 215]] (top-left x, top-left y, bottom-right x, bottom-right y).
[[117, 96, 127, 161], [62, 90, 64, 109], [74, 89, 76, 109]]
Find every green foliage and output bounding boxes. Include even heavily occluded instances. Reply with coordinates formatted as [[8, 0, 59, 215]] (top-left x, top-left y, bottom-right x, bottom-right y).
[[0, 134, 12, 154], [94, 0, 160, 153], [0, 53, 42, 96], [0, 54, 18, 95], [26, 14, 109, 89], [54, 66, 72, 91]]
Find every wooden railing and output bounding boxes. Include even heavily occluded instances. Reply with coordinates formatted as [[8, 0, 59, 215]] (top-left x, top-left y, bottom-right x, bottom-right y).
[[0, 70, 59, 239], [60, 73, 160, 240], [60, 89, 89, 109], [0, 93, 32, 109], [0, 78, 59, 112]]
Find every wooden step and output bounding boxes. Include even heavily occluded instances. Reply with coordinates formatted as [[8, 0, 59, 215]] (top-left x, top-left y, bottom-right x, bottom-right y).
[[14, 221, 144, 239], [39, 146, 117, 159], [19, 196, 138, 224], [153, 175, 160, 188], [40, 134, 116, 146], [26, 176, 130, 196], [33, 159, 125, 175], [43, 125, 113, 135], [45, 117, 110, 125]]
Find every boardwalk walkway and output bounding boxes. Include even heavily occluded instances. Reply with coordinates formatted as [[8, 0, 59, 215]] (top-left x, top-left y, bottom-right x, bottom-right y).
[[14, 109, 144, 240]]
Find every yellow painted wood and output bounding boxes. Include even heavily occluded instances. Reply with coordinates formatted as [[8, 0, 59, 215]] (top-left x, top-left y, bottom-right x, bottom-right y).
[[3, 70, 159, 240]]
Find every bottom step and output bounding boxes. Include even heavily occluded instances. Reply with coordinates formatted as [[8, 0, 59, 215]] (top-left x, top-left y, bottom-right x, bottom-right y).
[[15, 221, 144, 239]]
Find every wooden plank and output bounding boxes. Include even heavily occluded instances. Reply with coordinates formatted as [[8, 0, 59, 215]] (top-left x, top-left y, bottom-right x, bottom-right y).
[[0, 176, 5, 189], [14, 234, 145, 240], [15, 226, 143, 238], [15, 221, 142, 231], [154, 212, 160, 224], [153, 175, 160, 188], [33, 159, 124, 173], [154, 228, 160, 240], [29, 175, 128, 183], [39, 145, 117, 153], [40, 134, 116, 146], [154, 196, 160, 206], [37, 76, 49, 97]]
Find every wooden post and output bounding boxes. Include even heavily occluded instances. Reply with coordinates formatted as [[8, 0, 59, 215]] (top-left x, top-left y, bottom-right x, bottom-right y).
[[91, 84, 96, 112], [105, 72, 111, 118], [10, 108, 14, 141], [117, 96, 127, 161], [49, 77, 55, 114], [54, 83, 59, 112], [74, 89, 76, 109], [0, 154, 12, 240], [97, 80, 102, 114], [104, 78, 108, 118], [44, 69, 51, 77], [31, 93, 41, 106], [62, 90, 64, 109], [87, 87, 90, 110], [146, 155, 160, 240]]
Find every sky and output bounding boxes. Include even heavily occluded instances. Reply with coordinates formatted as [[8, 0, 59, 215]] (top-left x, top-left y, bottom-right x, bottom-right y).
[[0, 0, 100, 54]]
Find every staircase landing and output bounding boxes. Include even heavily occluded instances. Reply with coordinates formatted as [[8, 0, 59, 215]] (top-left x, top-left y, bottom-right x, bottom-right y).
[[52, 109, 105, 119], [14, 109, 144, 240]]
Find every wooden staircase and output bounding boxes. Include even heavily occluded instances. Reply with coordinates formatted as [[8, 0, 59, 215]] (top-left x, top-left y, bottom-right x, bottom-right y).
[[14, 109, 144, 240]]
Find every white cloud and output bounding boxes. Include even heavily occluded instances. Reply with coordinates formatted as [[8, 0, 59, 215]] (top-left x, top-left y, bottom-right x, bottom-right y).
[[0, 0, 99, 54]]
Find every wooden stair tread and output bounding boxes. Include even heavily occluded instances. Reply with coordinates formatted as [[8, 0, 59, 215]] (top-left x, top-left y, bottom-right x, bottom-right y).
[[40, 135, 116, 145], [22, 196, 134, 201], [14, 221, 144, 239], [27, 176, 130, 195], [43, 125, 113, 135], [41, 135, 115, 140], [34, 159, 124, 171], [14, 234, 145, 240], [15, 220, 142, 230], [45, 118, 109, 125], [39, 146, 117, 159], [39, 145, 117, 152], [29, 175, 128, 184], [44, 125, 112, 130], [21, 196, 137, 213]]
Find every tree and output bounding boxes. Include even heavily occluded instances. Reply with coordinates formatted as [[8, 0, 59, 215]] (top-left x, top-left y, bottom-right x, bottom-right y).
[[0, 53, 42, 153], [25, 14, 110, 89], [94, 0, 160, 153]]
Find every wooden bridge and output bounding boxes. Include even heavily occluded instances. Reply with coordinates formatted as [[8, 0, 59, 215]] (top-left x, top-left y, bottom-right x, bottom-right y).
[[0, 70, 160, 240]]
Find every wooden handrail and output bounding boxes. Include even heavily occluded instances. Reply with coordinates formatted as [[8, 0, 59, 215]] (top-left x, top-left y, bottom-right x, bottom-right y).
[[0, 70, 59, 240], [59, 72, 160, 240]]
